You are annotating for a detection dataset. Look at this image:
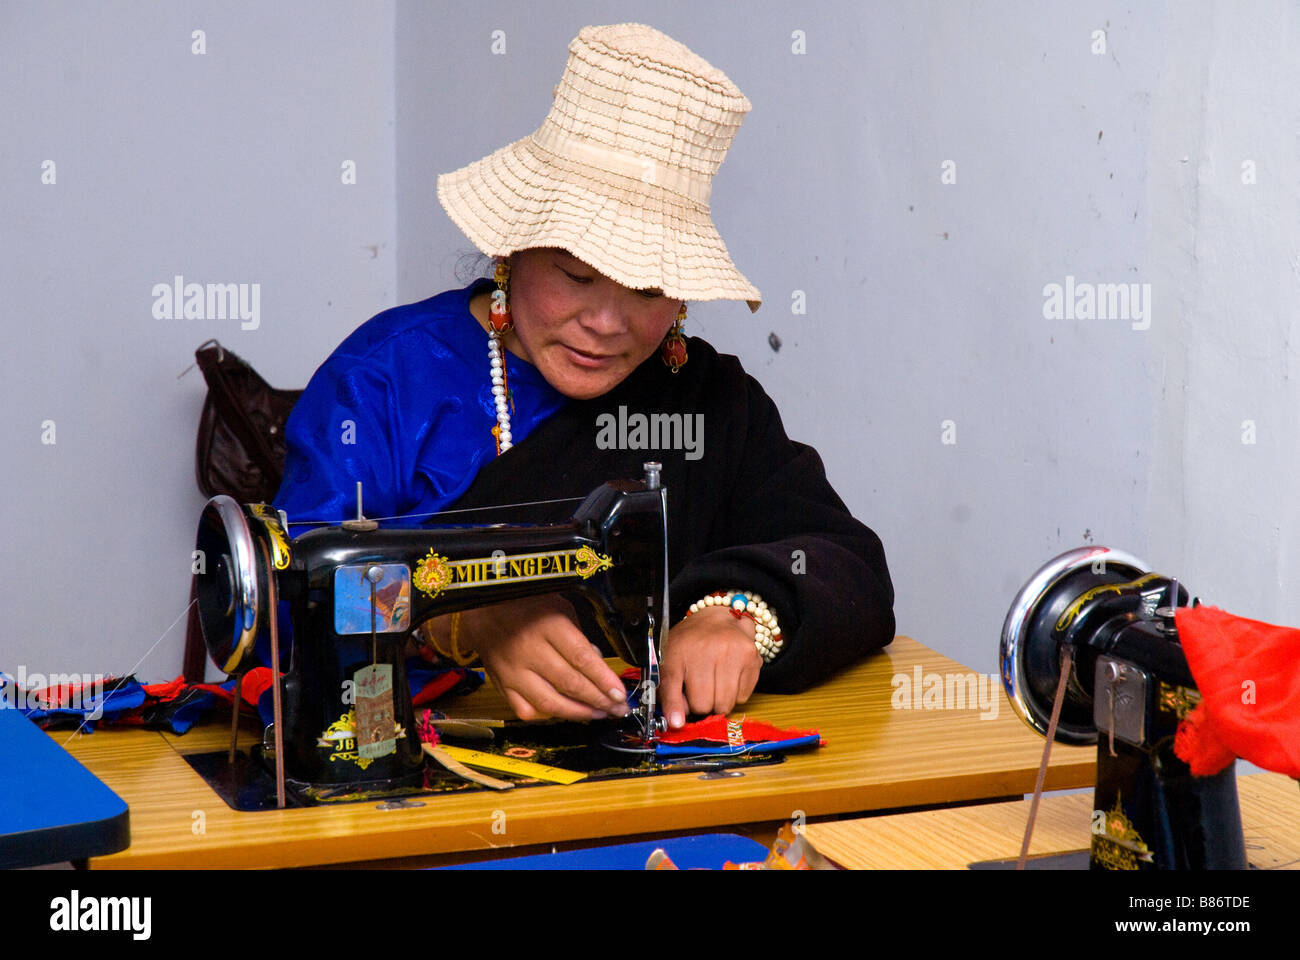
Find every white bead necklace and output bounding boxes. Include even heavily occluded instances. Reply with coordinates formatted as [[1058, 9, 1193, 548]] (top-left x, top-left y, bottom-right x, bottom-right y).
[[489, 331, 512, 453]]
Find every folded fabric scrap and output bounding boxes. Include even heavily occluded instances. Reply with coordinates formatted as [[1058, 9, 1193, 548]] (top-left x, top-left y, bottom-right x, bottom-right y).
[[1172, 604, 1300, 778], [1, 659, 482, 735], [724, 822, 832, 870], [654, 714, 823, 758], [0, 673, 212, 735]]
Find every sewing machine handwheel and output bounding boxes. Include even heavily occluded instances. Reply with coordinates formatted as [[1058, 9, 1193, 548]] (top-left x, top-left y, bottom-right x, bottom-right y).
[[1000, 546, 1150, 745], [195, 495, 269, 675]]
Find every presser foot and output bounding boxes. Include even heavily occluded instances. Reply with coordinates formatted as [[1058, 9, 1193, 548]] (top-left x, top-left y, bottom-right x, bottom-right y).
[[598, 693, 666, 756], [603, 604, 667, 755], [598, 724, 661, 756]]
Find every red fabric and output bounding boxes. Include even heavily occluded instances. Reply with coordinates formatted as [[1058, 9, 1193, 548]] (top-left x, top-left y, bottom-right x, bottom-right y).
[[1173, 605, 1300, 777], [416, 709, 440, 745], [239, 668, 274, 707], [26, 675, 120, 709], [141, 676, 188, 702], [657, 714, 821, 746], [193, 666, 273, 709], [412, 671, 468, 707], [1173, 703, 1235, 776]]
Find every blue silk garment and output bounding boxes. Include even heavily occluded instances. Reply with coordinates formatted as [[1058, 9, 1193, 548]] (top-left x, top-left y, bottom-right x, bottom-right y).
[[273, 278, 568, 525]]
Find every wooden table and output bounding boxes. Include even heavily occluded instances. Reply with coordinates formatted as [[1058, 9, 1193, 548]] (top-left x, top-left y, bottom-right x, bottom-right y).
[[59, 636, 1096, 868], [802, 773, 1300, 870]]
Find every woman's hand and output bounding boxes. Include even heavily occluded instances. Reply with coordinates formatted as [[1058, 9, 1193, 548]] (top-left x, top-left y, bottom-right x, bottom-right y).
[[659, 605, 762, 729], [459, 595, 631, 723]]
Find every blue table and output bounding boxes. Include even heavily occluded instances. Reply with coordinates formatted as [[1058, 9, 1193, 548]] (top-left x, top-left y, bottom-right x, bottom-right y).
[[0, 710, 130, 868]]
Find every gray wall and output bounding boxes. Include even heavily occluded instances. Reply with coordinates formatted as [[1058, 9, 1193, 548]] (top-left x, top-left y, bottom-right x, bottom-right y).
[[4, 1, 1297, 704], [2, 1, 397, 680]]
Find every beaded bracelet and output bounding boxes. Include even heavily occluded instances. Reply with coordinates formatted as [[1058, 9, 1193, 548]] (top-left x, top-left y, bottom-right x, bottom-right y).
[[685, 590, 784, 663]]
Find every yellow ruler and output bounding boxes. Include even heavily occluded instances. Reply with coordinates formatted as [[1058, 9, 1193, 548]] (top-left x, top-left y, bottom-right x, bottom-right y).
[[423, 743, 513, 791], [435, 744, 586, 785]]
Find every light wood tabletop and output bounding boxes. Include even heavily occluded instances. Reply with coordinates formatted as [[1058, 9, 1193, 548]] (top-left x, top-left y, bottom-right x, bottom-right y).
[[802, 773, 1300, 870], [58, 636, 1096, 868]]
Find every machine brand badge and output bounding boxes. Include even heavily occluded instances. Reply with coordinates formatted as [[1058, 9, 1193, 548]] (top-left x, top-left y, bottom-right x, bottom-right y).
[[353, 664, 397, 761], [318, 710, 406, 770], [1091, 792, 1154, 870], [412, 546, 614, 599]]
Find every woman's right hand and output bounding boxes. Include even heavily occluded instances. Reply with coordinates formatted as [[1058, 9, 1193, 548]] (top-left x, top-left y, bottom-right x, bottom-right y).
[[458, 595, 631, 722]]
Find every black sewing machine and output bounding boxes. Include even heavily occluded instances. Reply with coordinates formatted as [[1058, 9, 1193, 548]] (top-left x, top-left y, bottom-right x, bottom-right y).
[[193, 463, 670, 802], [1000, 546, 1247, 870]]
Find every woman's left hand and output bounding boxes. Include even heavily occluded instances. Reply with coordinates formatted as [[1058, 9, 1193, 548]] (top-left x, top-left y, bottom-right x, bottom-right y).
[[658, 605, 762, 729]]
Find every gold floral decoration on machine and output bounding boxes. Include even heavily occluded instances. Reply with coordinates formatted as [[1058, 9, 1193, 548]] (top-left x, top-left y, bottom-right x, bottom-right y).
[[1054, 572, 1162, 632], [574, 545, 614, 578], [1092, 792, 1154, 870], [413, 550, 453, 599]]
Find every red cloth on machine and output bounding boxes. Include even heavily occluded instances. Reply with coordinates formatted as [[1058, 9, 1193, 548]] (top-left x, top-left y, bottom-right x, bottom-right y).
[[656, 714, 822, 747], [1173, 605, 1300, 777]]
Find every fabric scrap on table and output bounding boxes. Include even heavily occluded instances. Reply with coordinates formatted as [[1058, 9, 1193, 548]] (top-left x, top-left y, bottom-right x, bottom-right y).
[[2, 658, 483, 735], [654, 714, 822, 758]]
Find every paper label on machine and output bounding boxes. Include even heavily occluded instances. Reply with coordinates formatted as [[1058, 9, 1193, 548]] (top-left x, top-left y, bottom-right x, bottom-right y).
[[354, 664, 397, 760]]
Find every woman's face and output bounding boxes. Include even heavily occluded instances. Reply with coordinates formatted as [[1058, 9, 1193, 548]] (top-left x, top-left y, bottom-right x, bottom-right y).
[[505, 248, 681, 400]]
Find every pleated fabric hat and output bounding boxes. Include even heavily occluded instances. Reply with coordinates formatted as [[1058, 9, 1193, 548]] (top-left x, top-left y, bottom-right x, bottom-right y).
[[437, 23, 762, 312]]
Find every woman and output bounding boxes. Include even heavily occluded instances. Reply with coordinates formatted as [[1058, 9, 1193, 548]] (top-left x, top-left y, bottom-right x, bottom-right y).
[[274, 23, 894, 730]]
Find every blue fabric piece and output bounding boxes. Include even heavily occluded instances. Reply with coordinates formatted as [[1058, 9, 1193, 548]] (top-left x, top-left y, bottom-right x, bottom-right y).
[[155, 690, 217, 735], [255, 683, 274, 729], [273, 279, 568, 527], [654, 734, 822, 758], [440, 834, 770, 870]]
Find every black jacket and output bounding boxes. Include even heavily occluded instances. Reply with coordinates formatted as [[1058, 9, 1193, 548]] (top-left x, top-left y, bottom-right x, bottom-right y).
[[445, 336, 895, 693]]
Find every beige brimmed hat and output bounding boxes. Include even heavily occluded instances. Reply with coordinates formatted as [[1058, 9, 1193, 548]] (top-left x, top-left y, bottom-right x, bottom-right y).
[[437, 23, 762, 312]]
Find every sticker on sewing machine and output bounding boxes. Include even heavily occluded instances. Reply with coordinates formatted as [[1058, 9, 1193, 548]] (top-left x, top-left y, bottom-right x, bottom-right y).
[[334, 564, 411, 635], [411, 546, 614, 599], [354, 665, 397, 761]]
